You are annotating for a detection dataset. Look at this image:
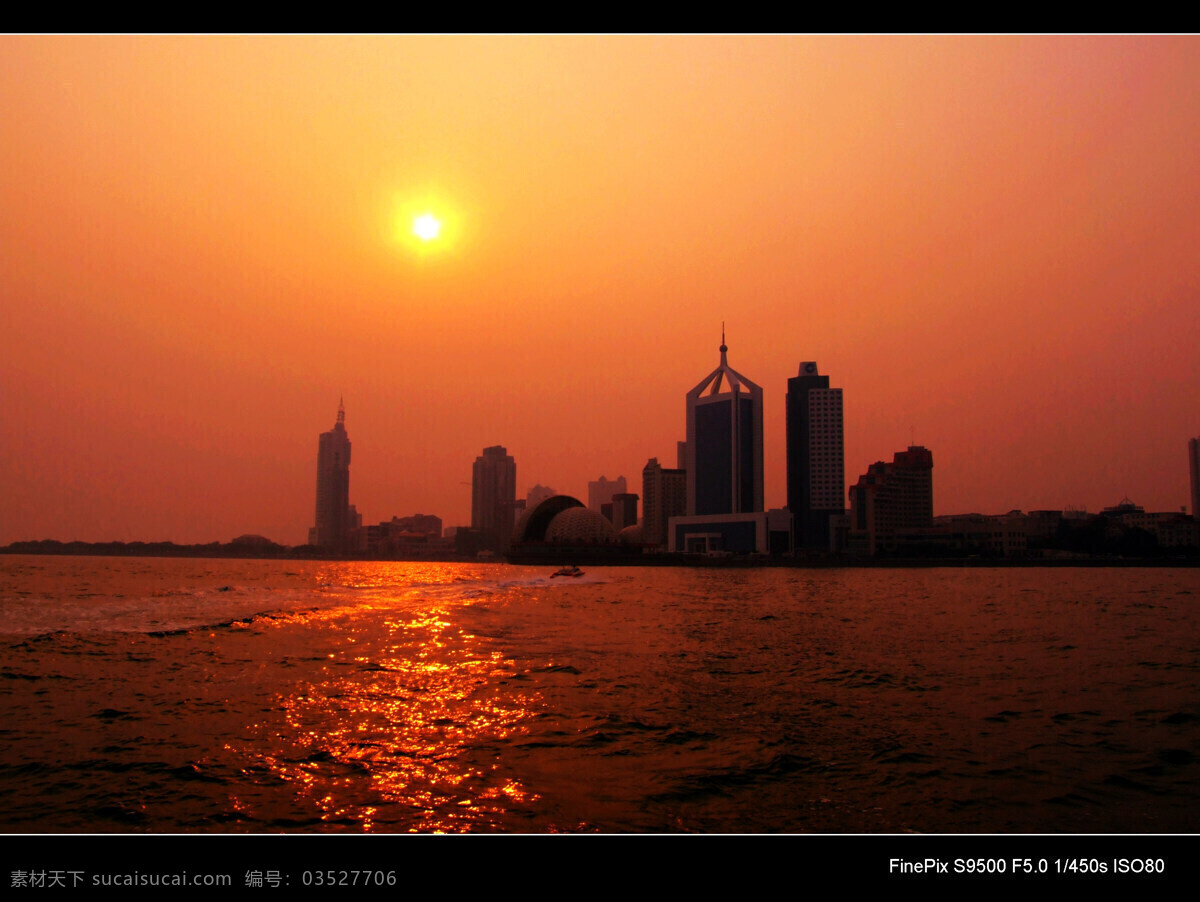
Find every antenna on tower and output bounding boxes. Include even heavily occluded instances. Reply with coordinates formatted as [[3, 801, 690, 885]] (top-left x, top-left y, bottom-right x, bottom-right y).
[[338, 396, 345, 425]]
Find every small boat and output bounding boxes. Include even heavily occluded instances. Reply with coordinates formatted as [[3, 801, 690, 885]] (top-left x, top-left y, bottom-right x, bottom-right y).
[[550, 565, 584, 578]]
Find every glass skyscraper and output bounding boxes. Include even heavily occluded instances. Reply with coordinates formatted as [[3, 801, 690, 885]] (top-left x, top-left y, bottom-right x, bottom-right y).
[[684, 336, 763, 517]]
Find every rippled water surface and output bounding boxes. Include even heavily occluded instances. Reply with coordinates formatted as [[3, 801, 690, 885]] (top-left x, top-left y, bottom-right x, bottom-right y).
[[2, 556, 1199, 833]]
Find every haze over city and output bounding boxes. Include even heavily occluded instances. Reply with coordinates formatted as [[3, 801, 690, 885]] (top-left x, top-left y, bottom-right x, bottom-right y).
[[2, 35, 1198, 545]]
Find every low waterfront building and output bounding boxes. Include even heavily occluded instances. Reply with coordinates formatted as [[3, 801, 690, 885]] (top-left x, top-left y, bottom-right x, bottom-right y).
[[848, 446, 934, 555]]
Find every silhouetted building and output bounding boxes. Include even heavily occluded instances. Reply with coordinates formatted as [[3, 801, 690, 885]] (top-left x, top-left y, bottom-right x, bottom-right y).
[[472, 445, 516, 551], [1190, 437, 1200, 517], [364, 513, 446, 557], [668, 334, 769, 554], [611, 493, 639, 531], [642, 457, 686, 550], [849, 446, 933, 555], [786, 361, 844, 551], [1101, 497, 1199, 550], [311, 399, 352, 551], [506, 494, 646, 563], [931, 512, 1028, 557], [685, 333, 763, 516], [526, 484, 556, 510], [514, 495, 618, 546], [617, 523, 645, 547], [1025, 510, 1065, 544], [346, 504, 364, 552], [1100, 496, 1143, 518], [395, 513, 442, 537], [767, 508, 795, 555], [588, 475, 627, 513], [453, 527, 488, 557]]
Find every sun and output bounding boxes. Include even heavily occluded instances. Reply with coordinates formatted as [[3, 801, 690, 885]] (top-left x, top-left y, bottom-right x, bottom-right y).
[[392, 196, 457, 255], [413, 213, 441, 242]]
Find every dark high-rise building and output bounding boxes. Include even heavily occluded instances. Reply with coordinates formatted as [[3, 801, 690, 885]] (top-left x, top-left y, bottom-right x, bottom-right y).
[[642, 457, 686, 550], [472, 445, 517, 551], [611, 493, 639, 531], [786, 362, 844, 550], [312, 399, 352, 551], [1190, 437, 1200, 517], [685, 334, 763, 516]]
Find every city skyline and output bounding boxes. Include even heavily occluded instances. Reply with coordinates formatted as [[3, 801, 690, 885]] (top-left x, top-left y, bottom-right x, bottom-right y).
[[2, 35, 1198, 545]]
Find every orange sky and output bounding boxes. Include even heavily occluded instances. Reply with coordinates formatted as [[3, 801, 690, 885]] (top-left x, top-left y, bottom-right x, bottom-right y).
[[2, 35, 1198, 545]]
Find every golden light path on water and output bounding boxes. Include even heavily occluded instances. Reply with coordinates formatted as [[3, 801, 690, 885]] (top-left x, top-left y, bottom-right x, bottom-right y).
[[230, 563, 542, 832]]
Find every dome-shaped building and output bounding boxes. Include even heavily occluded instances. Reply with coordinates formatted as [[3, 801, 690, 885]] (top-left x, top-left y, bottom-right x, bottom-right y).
[[617, 524, 645, 547], [508, 494, 638, 563], [545, 507, 617, 544], [514, 494, 586, 544]]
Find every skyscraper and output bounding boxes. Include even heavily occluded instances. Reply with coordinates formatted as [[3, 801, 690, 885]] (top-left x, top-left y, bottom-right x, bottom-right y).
[[642, 457, 686, 550], [685, 333, 763, 516], [312, 399, 352, 551], [786, 361, 844, 550], [472, 445, 517, 551], [1190, 437, 1200, 517]]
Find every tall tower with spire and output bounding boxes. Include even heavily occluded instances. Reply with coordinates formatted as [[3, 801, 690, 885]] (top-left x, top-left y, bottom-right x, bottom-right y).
[[312, 399, 352, 550], [685, 329, 764, 516]]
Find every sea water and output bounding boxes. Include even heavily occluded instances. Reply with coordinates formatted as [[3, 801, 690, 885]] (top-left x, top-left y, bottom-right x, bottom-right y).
[[2, 555, 1198, 833]]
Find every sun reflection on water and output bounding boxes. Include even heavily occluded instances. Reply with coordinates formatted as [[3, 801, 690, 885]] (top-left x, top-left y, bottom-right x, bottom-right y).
[[240, 563, 541, 832]]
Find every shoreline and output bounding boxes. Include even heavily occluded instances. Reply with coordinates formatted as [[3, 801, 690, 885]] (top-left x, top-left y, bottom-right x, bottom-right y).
[[3, 546, 1198, 568]]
